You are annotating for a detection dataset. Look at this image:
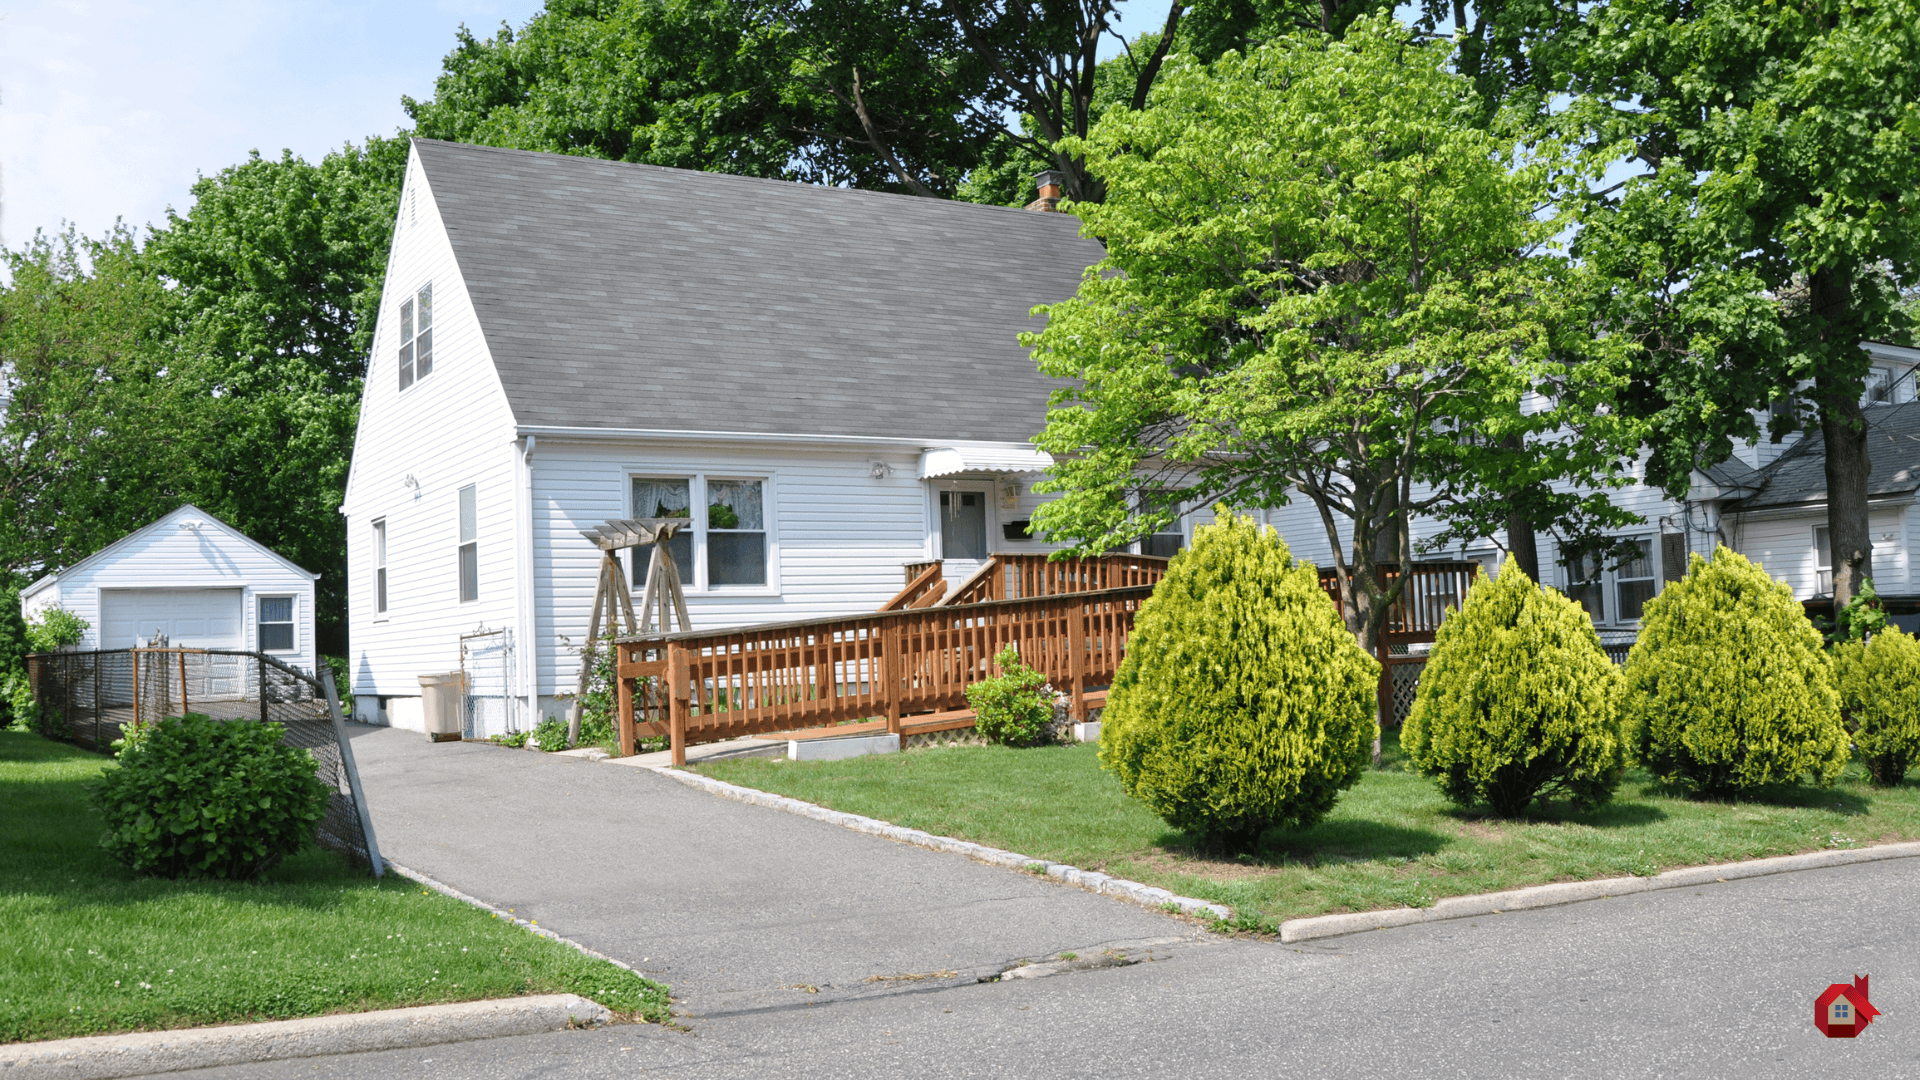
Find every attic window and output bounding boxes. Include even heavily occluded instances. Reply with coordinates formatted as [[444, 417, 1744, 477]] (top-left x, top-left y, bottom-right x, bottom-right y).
[[397, 283, 434, 391]]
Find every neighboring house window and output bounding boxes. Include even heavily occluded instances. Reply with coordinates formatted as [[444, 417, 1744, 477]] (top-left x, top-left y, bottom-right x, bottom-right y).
[[707, 479, 766, 586], [458, 484, 478, 603], [1563, 551, 1605, 624], [631, 477, 694, 587], [1661, 532, 1688, 584], [1816, 525, 1833, 595], [259, 597, 295, 652], [1615, 538, 1657, 621], [397, 282, 434, 391], [1863, 367, 1894, 406], [373, 519, 388, 614], [1141, 529, 1184, 559]]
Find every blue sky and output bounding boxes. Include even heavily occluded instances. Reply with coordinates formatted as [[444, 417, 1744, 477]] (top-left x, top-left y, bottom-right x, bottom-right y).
[[0, 0, 1183, 249]]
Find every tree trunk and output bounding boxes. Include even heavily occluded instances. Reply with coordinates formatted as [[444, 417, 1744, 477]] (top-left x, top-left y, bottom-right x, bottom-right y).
[[1812, 266, 1873, 612], [1506, 507, 1539, 580]]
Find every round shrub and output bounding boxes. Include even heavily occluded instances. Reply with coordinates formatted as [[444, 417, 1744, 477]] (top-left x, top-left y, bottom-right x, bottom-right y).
[[1401, 557, 1625, 817], [1834, 628, 1920, 786], [87, 713, 331, 879], [1624, 546, 1848, 796], [965, 644, 1056, 747], [1100, 511, 1377, 850]]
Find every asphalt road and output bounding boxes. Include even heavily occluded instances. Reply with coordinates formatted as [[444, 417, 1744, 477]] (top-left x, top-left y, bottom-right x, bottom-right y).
[[166, 728, 1920, 1078]]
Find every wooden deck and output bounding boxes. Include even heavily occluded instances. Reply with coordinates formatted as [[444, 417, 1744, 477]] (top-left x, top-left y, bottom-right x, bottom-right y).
[[614, 554, 1478, 763]]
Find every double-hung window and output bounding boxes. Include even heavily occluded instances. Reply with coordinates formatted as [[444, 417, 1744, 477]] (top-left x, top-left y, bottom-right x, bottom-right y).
[[397, 283, 434, 391], [1816, 526, 1834, 595], [373, 519, 388, 614], [706, 480, 766, 586], [1614, 538, 1657, 621], [1563, 550, 1606, 624], [629, 475, 769, 589], [458, 484, 478, 603], [259, 597, 295, 652]]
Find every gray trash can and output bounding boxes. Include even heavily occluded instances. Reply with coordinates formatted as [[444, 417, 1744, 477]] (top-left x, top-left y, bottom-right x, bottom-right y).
[[418, 672, 466, 742]]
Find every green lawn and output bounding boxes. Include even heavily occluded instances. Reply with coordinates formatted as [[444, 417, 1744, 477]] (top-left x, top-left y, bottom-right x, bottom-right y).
[[0, 730, 669, 1044], [697, 731, 1920, 931]]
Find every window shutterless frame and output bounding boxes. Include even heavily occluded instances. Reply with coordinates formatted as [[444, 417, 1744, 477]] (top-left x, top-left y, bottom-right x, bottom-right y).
[[397, 282, 434, 391], [373, 519, 387, 615], [458, 484, 478, 603], [258, 596, 295, 652], [627, 472, 776, 593]]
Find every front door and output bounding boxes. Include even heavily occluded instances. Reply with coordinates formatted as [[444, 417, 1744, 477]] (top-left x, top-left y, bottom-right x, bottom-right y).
[[936, 483, 995, 584]]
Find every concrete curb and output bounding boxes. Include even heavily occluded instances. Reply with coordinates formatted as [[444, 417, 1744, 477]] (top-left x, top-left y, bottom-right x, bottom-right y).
[[653, 767, 1234, 921], [1279, 839, 1920, 944], [0, 994, 610, 1080]]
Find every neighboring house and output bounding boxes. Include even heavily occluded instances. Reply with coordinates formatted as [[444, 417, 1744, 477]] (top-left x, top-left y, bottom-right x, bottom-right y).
[[19, 504, 320, 673], [1256, 341, 1920, 630], [342, 140, 1100, 733]]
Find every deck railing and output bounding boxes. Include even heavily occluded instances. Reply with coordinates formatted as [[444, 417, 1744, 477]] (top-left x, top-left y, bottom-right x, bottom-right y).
[[616, 583, 1153, 764]]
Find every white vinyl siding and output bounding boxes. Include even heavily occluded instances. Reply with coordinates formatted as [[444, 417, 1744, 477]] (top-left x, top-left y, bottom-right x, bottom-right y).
[[340, 145, 522, 707]]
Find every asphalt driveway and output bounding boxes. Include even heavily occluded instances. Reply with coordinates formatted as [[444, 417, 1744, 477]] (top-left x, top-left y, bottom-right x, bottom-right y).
[[343, 724, 1190, 1016]]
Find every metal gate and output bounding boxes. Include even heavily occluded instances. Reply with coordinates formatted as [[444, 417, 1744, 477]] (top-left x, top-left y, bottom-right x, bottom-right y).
[[460, 627, 519, 740]]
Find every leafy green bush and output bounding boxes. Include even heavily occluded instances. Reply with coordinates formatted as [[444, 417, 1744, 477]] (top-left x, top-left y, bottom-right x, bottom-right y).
[[86, 714, 331, 879], [1835, 628, 1920, 786], [490, 729, 531, 748], [532, 717, 570, 752], [1624, 546, 1848, 796], [965, 644, 1056, 747], [25, 605, 89, 652], [1402, 557, 1626, 817], [1100, 511, 1377, 849]]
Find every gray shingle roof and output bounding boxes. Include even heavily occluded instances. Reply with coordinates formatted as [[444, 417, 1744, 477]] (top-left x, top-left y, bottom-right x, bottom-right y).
[[1730, 401, 1920, 510], [414, 140, 1103, 443]]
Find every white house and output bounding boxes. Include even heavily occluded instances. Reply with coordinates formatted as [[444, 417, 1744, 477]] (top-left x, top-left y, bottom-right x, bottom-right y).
[[341, 140, 1099, 733], [20, 504, 320, 673], [1255, 341, 1920, 630]]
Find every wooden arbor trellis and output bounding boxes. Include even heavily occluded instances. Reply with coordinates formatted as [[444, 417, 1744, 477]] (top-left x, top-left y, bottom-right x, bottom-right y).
[[568, 517, 693, 743]]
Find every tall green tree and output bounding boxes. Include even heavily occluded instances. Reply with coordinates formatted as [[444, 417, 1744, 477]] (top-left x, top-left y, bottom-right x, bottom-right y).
[[0, 227, 194, 578], [1557, 0, 1920, 610], [405, 0, 1377, 203], [146, 137, 408, 653], [1026, 19, 1637, 748]]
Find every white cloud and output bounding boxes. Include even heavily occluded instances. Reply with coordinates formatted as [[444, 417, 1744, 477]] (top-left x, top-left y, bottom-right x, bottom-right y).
[[0, 0, 535, 246]]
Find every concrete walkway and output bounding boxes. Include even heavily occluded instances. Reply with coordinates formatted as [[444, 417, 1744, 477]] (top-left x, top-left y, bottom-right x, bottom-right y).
[[343, 725, 1188, 1016]]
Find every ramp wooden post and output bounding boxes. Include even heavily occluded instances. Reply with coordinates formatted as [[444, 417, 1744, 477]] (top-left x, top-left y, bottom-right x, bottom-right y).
[[1067, 601, 1087, 722], [884, 620, 903, 749], [668, 642, 689, 766], [616, 644, 636, 757]]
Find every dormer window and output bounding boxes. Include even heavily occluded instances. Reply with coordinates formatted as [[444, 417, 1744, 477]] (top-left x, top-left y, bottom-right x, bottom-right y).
[[398, 283, 434, 391]]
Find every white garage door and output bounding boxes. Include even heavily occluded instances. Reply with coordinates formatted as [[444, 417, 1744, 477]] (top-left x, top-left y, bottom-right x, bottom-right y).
[[100, 588, 245, 650]]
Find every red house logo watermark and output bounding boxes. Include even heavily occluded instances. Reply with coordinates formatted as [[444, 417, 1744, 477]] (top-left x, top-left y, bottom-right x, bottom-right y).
[[1815, 975, 1879, 1038]]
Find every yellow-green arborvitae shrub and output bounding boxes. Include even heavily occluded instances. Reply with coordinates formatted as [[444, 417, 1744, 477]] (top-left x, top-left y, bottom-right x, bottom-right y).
[[1835, 628, 1920, 786], [1099, 511, 1377, 849], [1624, 546, 1848, 796], [1401, 557, 1625, 817]]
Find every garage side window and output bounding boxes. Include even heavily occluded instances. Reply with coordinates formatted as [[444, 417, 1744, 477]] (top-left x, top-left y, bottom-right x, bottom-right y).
[[373, 519, 387, 614], [259, 597, 294, 652], [458, 484, 479, 603]]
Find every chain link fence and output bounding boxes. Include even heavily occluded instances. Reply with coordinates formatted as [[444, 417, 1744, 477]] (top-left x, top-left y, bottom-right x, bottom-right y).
[[24, 648, 383, 875]]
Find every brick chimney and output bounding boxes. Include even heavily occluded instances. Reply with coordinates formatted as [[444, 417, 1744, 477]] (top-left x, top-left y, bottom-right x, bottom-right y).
[[1025, 169, 1066, 212]]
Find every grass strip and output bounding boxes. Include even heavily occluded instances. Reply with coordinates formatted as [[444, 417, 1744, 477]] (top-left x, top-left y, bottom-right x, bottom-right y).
[[0, 729, 669, 1044], [697, 730, 1920, 931]]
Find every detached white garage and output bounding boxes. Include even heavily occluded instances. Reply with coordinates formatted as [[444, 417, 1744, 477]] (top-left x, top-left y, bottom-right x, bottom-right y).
[[21, 505, 319, 675]]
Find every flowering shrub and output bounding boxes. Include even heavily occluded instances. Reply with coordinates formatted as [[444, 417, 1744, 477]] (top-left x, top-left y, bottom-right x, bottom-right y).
[[966, 644, 1056, 747], [87, 713, 330, 880]]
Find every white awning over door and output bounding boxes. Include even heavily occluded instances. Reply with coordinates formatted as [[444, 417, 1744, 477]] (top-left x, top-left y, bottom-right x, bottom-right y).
[[919, 443, 1054, 479], [100, 588, 244, 650]]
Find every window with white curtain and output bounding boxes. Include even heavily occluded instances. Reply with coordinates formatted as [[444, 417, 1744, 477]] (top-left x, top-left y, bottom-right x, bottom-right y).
[[629, 474, 771, 590]]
